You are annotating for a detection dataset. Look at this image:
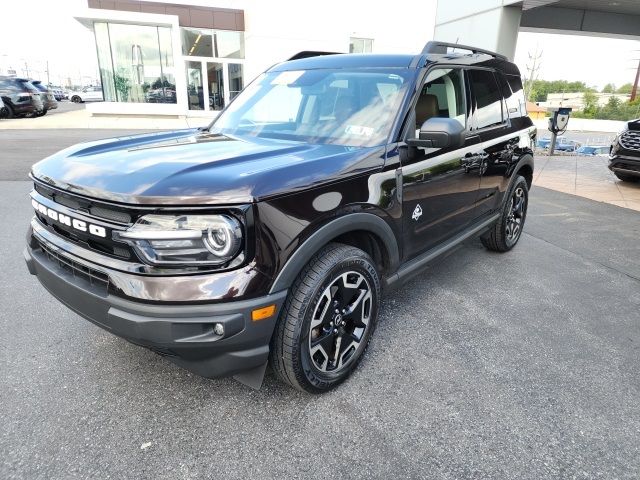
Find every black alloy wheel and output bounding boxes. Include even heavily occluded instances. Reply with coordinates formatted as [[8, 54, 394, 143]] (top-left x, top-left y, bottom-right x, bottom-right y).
[[481, 175, 529, 252], [505, 184, 526, 246], [308, 271, 373, 373]]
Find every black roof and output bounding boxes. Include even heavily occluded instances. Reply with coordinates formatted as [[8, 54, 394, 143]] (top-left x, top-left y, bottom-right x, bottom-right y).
[[270, 52, 521, 76]]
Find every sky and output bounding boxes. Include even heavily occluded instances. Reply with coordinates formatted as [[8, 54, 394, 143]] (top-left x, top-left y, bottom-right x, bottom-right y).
[[0, 0, 638, 91]]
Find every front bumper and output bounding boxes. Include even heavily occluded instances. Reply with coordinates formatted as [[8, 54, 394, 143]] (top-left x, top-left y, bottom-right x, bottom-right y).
[[24, 230, 287, 380], [608, 153, 640, 178]]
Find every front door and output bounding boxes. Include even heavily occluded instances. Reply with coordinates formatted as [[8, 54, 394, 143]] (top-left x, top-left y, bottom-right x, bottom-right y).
[[401, 67, 484, 260]]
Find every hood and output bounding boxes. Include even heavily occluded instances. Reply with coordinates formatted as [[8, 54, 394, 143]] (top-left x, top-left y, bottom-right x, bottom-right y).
[[31, 129, 384, 205]]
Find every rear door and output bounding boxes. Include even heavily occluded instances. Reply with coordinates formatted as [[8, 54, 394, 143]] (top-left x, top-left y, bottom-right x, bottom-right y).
[[400, 67, 484, 260], [468, 68, 514, 218]]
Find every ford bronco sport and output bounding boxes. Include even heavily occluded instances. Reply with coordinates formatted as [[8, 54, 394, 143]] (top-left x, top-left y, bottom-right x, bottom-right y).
[[25, 42, 535, 393]]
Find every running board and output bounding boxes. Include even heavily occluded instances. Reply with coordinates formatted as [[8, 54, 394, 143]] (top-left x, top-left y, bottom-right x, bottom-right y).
[[385, 213, 500, 288]]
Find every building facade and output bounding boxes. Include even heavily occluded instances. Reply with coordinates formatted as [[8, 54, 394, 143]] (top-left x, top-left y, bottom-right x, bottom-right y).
[[541, 92, 632, 112], [75, 0, 436, 116]]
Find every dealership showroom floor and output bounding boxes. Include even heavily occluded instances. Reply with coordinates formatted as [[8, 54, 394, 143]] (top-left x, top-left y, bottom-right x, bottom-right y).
[[1, 129, 639, 479]]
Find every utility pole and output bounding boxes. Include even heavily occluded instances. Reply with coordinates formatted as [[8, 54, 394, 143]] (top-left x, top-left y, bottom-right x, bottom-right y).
[[46, 60, 50, 86]]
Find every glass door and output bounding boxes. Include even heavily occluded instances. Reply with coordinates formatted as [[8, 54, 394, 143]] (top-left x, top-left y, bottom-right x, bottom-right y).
[[185, 60, 204, 110], [207, 62, 225, 111]]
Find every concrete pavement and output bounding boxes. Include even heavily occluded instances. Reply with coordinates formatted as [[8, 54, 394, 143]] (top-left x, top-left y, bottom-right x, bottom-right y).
[[534, 154, 640, 211]]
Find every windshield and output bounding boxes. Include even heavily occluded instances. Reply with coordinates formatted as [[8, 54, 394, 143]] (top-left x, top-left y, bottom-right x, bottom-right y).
[[211, 68, 413, 147]]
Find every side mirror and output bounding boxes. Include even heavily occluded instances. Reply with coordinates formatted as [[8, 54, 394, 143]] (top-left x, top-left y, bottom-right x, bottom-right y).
[[407, 117, 465, 149]]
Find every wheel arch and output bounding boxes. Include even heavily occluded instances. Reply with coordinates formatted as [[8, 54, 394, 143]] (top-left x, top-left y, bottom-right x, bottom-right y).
[[268, 213, 400, 294], [512, 153, 534, 189]]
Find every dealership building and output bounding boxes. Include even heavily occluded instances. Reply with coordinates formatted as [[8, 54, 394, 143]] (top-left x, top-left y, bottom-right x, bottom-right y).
[[74, 0, 434, 116]]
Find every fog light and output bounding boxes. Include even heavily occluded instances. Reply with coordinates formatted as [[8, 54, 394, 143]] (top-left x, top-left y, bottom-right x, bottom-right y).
[[214, 323, 225, 336]]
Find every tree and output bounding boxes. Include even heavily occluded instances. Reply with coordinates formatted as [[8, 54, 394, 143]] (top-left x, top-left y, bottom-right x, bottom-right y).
[[617, 83, 634, 94], [601, 83, 616, 93], [582, 91, 598, 117]]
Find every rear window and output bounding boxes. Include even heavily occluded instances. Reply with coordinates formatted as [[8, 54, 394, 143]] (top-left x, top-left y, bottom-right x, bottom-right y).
[[17, 80, 39, 93], [468, 69, 503, 129], [497, 73, 527, 119], [32, 82, 48, 92]]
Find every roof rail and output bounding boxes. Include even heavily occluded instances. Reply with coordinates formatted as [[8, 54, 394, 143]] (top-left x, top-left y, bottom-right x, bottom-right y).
[[287, 51, 341, 61], [422, 41, 507, 61]]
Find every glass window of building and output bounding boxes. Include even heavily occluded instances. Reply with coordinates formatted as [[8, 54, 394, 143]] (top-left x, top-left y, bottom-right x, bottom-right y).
[[349, 37, 373, 53], [228, 64, 243, 101], [186, 61, 204, 110], [94, 22, 176, 104], [181, 28, 214, 57], [215, 31, 245, 59], [207, 62, 224, 110]]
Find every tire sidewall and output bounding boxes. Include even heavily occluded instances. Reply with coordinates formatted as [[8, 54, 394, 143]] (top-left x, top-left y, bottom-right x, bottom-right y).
[[296, 254, 380, 391]]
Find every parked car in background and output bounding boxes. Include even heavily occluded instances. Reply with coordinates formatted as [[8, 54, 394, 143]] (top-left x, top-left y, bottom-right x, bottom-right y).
[[70, 86, 103, 103], [537, 136, 581, 152], [48, 87, 65, 101], [609, 118, 640, 183], [576, 145, 610, 157], [0, 76, 44, 118], [31, 81, 58, 116], [145, 88, 176, 103]]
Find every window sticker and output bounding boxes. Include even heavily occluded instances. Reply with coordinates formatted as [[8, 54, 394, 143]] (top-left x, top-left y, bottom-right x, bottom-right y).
[[345, 125, 375, 137], [270, 71, 304, 85]]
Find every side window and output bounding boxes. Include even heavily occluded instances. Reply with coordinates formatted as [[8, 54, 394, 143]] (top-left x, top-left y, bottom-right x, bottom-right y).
[[415, 68, 466, 133], [497, 72, 526, 119], [468, 69, 504, 130]]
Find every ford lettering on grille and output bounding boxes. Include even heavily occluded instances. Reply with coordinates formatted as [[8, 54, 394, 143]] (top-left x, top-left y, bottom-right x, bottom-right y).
[[31, 199, 107, 238]]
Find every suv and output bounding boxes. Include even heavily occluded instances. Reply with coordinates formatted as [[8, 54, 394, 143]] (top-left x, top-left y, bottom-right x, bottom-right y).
[[70, 86, 103, 103], [609, 119, 640, 182], [24, 42, 535, 393], [31, 81, 59, 116], [0, 76, 44, 118]]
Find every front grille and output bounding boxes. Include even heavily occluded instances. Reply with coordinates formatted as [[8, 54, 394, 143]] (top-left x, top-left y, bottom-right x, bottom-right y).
[[34, 182, 131, 225], [37, 238, 109, 295], [89, 205, 131, 224], [33, 181, 135, 260], [619, 130, 640, 151]]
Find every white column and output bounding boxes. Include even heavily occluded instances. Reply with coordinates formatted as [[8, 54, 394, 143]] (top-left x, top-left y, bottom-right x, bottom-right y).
[[433, 2, 523, 60]]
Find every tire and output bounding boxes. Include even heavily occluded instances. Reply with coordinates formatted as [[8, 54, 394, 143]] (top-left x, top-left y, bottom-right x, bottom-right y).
[[3, 103, 14, 119], [614, 172, 639, 183], [71, 95, 82, 103], [270, 243, 381, 393], [35, 108, 48, 117], [481, 175, 529, 252]]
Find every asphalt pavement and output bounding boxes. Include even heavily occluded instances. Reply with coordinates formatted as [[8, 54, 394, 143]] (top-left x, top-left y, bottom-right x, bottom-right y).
[[1, 130, 639, 479]]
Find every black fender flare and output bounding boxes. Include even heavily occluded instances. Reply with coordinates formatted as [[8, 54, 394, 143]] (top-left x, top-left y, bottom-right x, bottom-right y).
[[269, 212, 400, 294], [509, 151, 534, 181]]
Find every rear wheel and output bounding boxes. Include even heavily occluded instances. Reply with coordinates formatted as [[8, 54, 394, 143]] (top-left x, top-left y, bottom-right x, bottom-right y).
[[482, 175, 528, 252], [270, 243, 380, 393], [614, 172, 639, 183], [3, 103, 14, 119], [71, 95, 82, 103]]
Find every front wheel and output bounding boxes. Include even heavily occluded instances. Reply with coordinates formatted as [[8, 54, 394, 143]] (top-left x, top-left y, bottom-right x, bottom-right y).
[[71, 96, 82, 103], [270, 243, 380, 393], [481, 175, 529, 252]]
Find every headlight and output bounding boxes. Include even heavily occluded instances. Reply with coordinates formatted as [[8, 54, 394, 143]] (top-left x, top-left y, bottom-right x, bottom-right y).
[[115, 214, 243, 266]]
